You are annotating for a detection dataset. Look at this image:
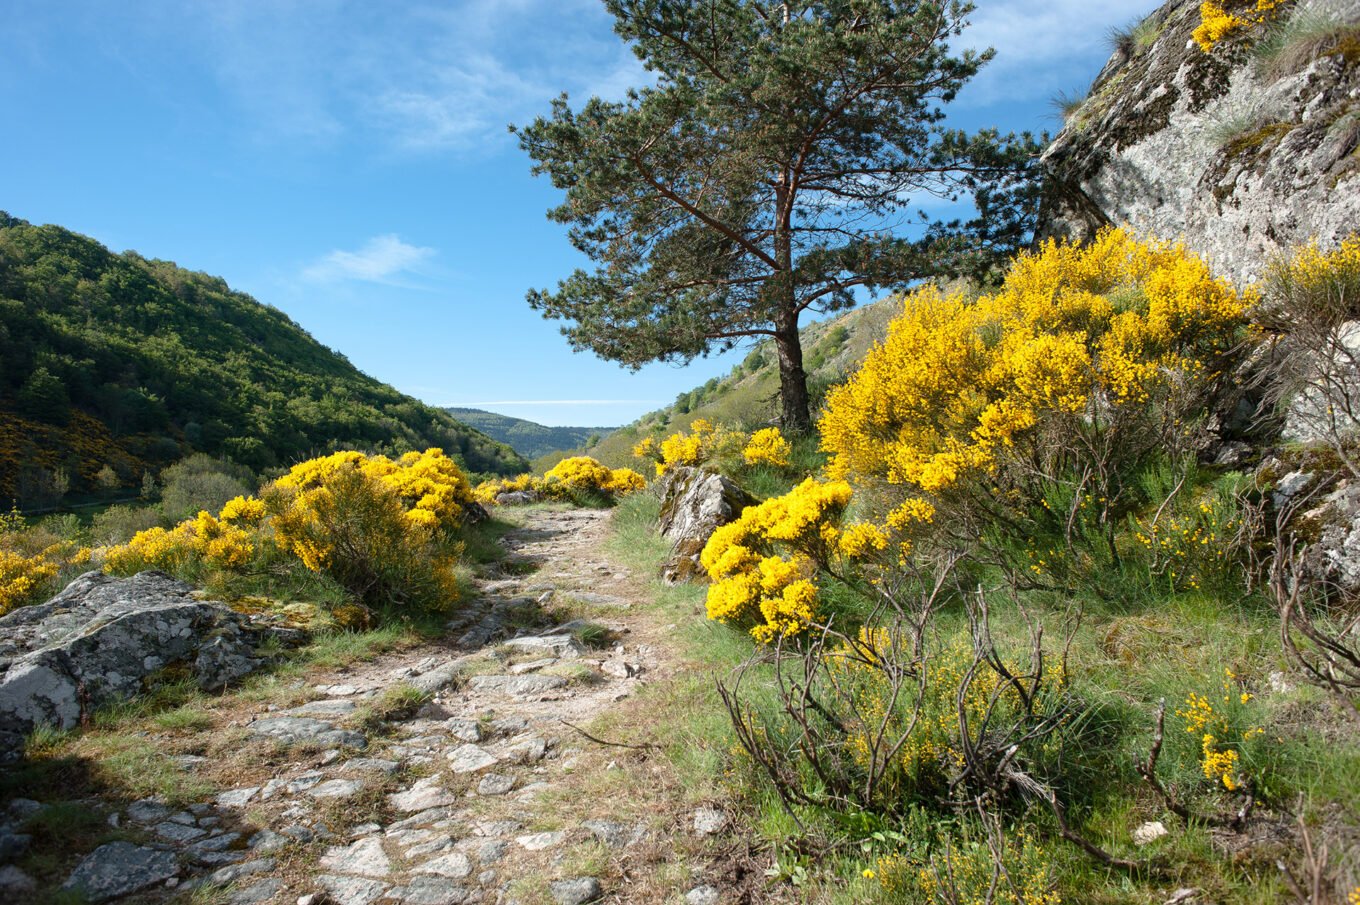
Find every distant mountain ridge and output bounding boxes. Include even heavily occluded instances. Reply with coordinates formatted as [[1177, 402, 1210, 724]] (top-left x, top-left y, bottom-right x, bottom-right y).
[[0, 212, 527, 505], [444, 408, 615, 461]]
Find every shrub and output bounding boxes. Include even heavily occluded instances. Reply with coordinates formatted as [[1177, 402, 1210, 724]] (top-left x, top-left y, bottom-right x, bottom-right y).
[[742, 427, 792, 468], [540, 456, 645, 501], [1193, 0, 1287, 52], [817, 228, 1252, 586], [157, 453, 255, 522], [0, 509, 92, 615], [104, 448, 473, 615], [1259, 235, 1360, 470], [700, 477, 859, 641]]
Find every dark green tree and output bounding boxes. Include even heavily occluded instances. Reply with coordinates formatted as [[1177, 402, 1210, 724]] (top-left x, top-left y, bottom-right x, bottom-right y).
[[516, 0, 1042, 434]]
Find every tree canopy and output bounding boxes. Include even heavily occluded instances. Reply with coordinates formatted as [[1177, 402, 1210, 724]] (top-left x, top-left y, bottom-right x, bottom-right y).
[[516, 0, 1042, 433]]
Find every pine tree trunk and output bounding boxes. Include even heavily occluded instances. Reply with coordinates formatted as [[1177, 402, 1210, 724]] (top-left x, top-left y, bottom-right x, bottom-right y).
[[772, 174, 812, 435], [774, 313, 812, 435]]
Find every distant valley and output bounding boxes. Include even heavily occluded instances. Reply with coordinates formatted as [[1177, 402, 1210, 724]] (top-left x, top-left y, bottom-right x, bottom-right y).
[[445, 408, 615, 461]]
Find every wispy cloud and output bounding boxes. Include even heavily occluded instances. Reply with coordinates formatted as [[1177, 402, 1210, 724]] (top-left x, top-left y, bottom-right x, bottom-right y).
[[108, 0, 650, 153], [957, 1, 1159, 105], [302, 234, 435, 283]]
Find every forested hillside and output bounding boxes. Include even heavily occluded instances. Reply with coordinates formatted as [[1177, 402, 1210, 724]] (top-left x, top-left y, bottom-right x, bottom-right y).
[[0, 213, 526, 506], [444, 408, 613, 460]]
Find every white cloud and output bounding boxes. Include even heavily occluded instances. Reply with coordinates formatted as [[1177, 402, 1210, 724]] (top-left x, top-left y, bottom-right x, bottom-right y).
[[303, 234, 435, 283], [956, 0, 1161, 105], [109, 0, 650, 153]]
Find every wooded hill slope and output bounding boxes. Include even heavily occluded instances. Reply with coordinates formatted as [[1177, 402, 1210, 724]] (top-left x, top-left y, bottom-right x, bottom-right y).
[[0, 213, 527, 505]]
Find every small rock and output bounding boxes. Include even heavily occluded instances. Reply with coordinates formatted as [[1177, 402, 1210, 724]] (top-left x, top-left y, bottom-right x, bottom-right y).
[[189, 832, 242, 855], [249, 716, 367, 749], [309, 778, 367, 799], [549, 876, 602, 905], [207, 859, 277, 887], [342, 758, 399, 775], [389, 777, 457, 813], [405, 836, 456, 858], [466, 839, 507, 863], [686, 886, 720, 905], [581, 820, 629, 849], [318, 874, 390, 905], [0, 865, 36, 897], [283, 699, 358, 717], [0, 831, 32, 860], [251, 829, 290, 853], [298, 895, 320, 905], [413, 851, 473, 879], [154, 820, 208, 843], [1165, 890, 1201, 905], [477, 773, 516, 796], [281, 824, 316, 842], [61, 841, 179, 903], [515, 831, 563, 851], [506, 736, 548, 763], [468, 674, 569, 696], [1133, 821, 1168, 846], [216, 787, 259, 809], [126, 799, 172, 824], [692, 808, 727, 836], [447, 743, 499, 773], [229, 878, 284, 905], [509, 658, 556, 675], [320, 837, 391, 878], [396, 875, 471, 905], [445, 719, 483, 743]]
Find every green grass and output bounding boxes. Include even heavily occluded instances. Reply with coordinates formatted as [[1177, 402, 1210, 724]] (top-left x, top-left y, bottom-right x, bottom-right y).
[[356, 682, 431, 732], [605, 462, 1360, 904]]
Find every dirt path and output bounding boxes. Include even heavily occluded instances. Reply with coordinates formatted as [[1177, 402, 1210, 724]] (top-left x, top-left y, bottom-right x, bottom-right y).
[[55, 507, 745, 905]]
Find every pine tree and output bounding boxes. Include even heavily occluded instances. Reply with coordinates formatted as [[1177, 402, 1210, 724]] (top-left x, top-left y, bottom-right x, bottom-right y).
[[516, 0, 1041, 433]]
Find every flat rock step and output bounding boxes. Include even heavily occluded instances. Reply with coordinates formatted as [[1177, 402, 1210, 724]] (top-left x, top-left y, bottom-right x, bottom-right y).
[[248, 716, 367, 749], [467, 674, 568, 696]]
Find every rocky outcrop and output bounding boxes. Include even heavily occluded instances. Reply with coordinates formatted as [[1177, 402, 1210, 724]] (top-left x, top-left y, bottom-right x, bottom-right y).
[[656, 466, 755, 583], [0, 571, 271, 752], [1042, 0, 1360, 285]]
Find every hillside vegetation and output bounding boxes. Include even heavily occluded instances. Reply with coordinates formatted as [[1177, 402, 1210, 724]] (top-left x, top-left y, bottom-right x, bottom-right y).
[[445, 407, 614, 460], [0, 213, 527, 507]]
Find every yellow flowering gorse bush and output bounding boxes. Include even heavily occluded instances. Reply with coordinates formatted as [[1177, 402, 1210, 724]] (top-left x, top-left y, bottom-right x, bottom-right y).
[[541, 456, 646, 498], [1193, 0, 1286, 51], [742, 427, 792, 467], [701, 477, 854, 641], [0, 510, 93, 615], [104, 448, 475, 614], [818, 228, 1251, 558], [1176, 668, 1263, 791], [635, 418, 749, 475]]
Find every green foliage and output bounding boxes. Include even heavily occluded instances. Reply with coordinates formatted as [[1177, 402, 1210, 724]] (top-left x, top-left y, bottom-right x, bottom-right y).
[[0, 213, 528, 506], [157, 453, 255, 522], [515, 0, 1043, 433]]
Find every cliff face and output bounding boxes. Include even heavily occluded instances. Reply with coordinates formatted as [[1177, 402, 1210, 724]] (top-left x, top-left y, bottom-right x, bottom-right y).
[[1041, 0, 1360, 284]]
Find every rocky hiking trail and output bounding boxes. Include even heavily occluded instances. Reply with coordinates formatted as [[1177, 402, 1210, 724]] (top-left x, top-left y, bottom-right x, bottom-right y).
[[7, 507, 754, 905]]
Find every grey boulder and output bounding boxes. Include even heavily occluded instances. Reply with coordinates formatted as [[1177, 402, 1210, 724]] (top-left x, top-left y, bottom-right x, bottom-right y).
[[61, 841, 178, 903], [657, 466, 755, 583], [0, 572, 273, 753]]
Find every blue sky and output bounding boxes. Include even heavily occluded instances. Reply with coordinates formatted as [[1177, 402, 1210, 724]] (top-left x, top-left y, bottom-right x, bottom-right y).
[[2, 0, 1155, 427]]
